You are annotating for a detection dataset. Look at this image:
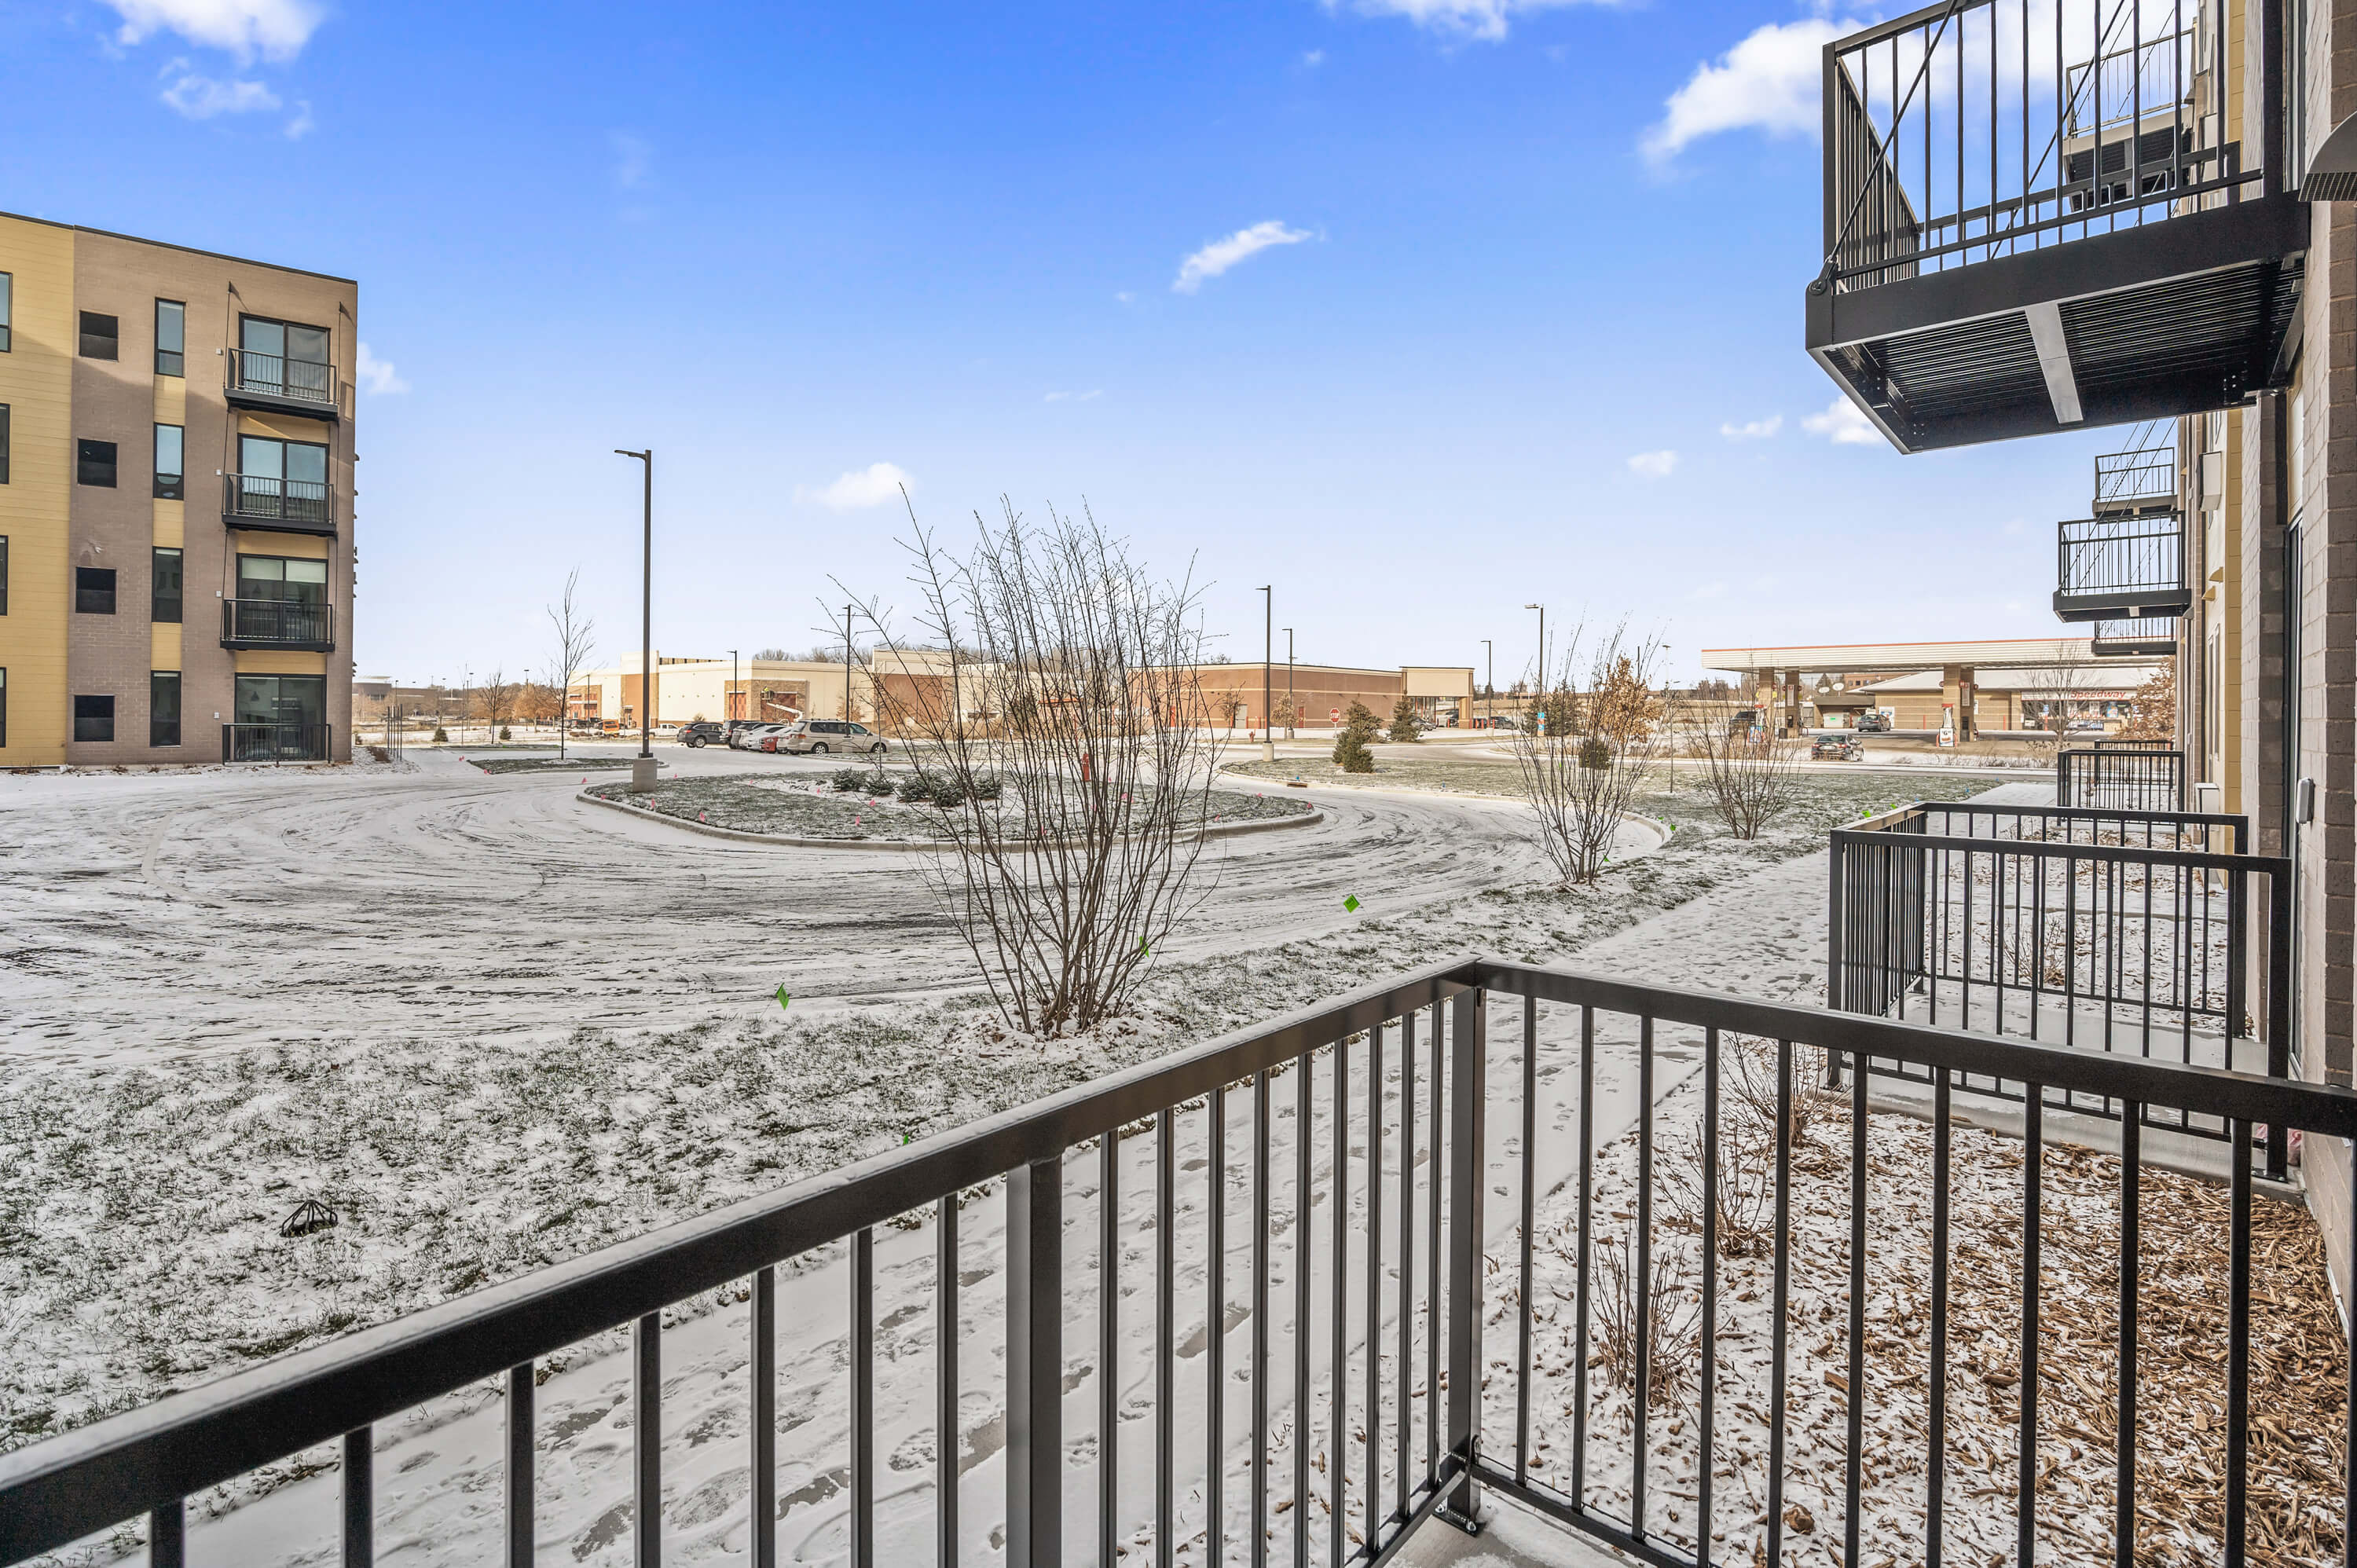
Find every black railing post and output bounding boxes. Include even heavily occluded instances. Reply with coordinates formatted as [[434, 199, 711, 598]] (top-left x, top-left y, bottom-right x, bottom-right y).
[[1440, 987, 1486, 1528], [341, 1427, 371, 1568], [505, 1362, 533, 1568], [632, 1313, 659, 1568], [1006, 1156, 1062, 1568], [2266, 864, 2293, 1180]]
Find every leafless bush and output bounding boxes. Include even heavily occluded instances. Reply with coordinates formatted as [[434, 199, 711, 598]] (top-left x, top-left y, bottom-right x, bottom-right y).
[[1658, 1101, 1776, 1258], [864, 496, 1224, 1036], [1684, 699, 1803, 839], [1507, 623, 1670, 884], [1584, 1233, 1701, 1405], [1726, 1033, 1835, 1152]]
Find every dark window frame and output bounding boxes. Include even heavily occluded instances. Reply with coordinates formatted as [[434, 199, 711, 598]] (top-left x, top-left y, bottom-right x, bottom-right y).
[[0, 535, 8, 616], [150, 672, 181, 747], [78, 312, 119, 361], [153, 423, 184, 500], [0, 403, 9, 485], [152, 547, 182, 625], [0, 272, 12, 354], [75, 567, 117, 615], [77, 439, 118, 488], [0, 668, 7, 748], [239, 313, 332, 364], [154, 299, 185, 377], [72, 694, 115, 744]]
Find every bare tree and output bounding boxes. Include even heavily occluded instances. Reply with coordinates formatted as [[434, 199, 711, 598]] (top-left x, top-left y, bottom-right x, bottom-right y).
[[1507, 623, 1670, 884], [864, 496, 1225, 1037], [545, 568, 598, 761], [473, 667, 522, 742], [1685, 698, 1805, 839]]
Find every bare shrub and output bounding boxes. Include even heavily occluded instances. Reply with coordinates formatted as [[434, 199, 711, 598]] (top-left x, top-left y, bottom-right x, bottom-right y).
[[544, 567, 596, 762], [1727, 1034, 1836, 1153], [1658, 1101, 1776, 1258], [1508, 623, 1670, 884], [1684, 699, 1804, 839], [864, 496, 1224, 1037], [1585, 1233, 1700, 1405]]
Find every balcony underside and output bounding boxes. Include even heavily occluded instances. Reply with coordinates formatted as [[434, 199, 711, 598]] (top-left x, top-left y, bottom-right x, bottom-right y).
[[224, 512, 337, 537], [222, 636, 335, 652], [1807, 196, 2308, 453], [2093, 630, 2180, 655], [2053, 586, 2194, 621], [223, 385, 339, 423]]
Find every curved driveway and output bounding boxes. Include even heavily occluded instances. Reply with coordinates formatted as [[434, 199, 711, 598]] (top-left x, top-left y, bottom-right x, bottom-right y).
[[0, 747, 1552, 1067]]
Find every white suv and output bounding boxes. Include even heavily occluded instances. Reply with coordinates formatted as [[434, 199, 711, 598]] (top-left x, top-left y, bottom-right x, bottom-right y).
[[782, 720, 888, 756]]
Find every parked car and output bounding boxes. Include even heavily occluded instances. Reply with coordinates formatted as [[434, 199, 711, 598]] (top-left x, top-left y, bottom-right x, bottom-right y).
[[675, 720, 726, 749], [782, 720, 888, 756], [1812, 734, 1863, 761], [2065, 717, 2107, 734], [728, 722, 783, 750], [1853, 711, 1893, 734]]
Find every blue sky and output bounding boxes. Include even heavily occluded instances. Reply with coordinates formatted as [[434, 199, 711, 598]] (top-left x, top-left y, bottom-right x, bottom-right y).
[[4, 0, 2124, 686]]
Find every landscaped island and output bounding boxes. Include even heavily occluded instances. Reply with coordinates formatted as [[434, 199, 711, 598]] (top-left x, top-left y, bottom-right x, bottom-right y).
[[586, 771, 1314, 841]]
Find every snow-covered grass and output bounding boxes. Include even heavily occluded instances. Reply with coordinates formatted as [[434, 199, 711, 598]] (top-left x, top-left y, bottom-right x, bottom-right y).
[[586, 773, 1312, 840], [0, 768, 1980, 1467]]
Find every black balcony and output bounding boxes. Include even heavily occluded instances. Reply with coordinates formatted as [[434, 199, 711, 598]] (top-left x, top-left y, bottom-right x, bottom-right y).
[[1807, 0, 2304, 452], [225, 349, 340, 421], [2055, 515, 2190, 619], [1, 954, 2348, 1568], [222, 473, 335, 536], [2058, 744, 2187, 809], [221, 722, 332, 763], [2091, 613, 2181, 654], [221, 598, 335, 650], [2093, 445, 2179, 516]]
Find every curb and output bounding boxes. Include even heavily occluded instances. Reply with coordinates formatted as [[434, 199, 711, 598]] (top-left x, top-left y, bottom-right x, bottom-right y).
[[577, 789, 1324, 852]]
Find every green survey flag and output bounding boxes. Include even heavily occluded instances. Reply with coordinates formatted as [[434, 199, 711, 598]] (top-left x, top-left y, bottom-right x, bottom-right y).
[[1343, 895, 1362, 914], [775, 984, 790, 1011]]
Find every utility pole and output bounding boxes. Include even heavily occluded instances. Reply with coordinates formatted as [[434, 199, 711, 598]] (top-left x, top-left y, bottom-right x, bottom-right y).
[[615, 449, 654, 791], [1282, 628, 1295, 740], [729, 648, 739, 725], [1259, 587, 1274, 764], [844, 606, 856, 724], [1482, 639, 1493, 730]]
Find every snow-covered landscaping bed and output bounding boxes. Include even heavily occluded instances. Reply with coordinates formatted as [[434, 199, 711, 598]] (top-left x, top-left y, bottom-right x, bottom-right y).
[[583, 772, 1312, 841]]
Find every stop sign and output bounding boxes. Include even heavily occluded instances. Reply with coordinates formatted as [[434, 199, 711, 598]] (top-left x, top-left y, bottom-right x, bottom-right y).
[[1329, 707, 1341, 722]]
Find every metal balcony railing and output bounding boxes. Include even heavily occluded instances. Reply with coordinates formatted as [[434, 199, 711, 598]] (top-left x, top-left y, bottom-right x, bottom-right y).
[[1, 956, 2349, 1568], [221, 599, 334, 649], [2058, 744, 2187, 810], [1831, 800, 2289, 1167], [2091, 614, 2180, 654], [222, 474, 335, 533], [1809, 0, 2304, 450], [221, 722, 331, 764], [2093, 445, 2179, 516], [2055, 514, 2189, 619], [226, 350, 339, 415]]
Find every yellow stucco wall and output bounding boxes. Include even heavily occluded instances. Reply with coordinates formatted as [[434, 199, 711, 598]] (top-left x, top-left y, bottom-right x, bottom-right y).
[[0, 218, 75, 764]]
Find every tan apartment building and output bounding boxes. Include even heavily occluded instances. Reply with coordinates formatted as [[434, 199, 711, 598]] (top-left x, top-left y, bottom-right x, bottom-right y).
[[0, 213, 356, 766]]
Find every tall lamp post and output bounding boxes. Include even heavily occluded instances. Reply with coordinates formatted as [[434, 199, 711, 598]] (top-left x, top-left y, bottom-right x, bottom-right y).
[[615, 448, 655, 791], [1259, 586, 1274, 764], [1481, 639, 1493, 730], [1281, 628, 1295, 740], [728, 648, 739, 726], [1524, 603, 1545, 735]]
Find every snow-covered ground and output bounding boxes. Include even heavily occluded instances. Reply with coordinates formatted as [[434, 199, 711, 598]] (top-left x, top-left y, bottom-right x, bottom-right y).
[[2, 749, 1991, 1565]]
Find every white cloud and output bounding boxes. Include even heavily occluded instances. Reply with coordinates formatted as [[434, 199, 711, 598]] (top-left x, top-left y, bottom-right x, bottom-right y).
[[1332, 0, 1601, 43], [1173, 221, 1312, 294], [1801, 396, 1882, 445], [1044, 389, 1104, 403], [159, 64, 277, 117], [1115, 291, 1135, 303], [354, 343, 407, 395], [283, 99, 313, 137], [610, 132, 651, 190], [108, 0, 321, 61], [1644, 18, 1842, 164], [1303, 48, 1325, 65], [1627, 449, 1678, 478], [797, 463, 915, 511], [1719, 415, 1782, 439]]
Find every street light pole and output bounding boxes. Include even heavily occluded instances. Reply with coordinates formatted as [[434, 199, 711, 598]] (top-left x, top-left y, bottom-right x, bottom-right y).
[[843, 606, 855, 724], [1481, 639, 1493, 730], [615, 448, 655, 791], [1523, 603, 1545, 736], [1282, 628, 1295, 740], [729, 648, 739, 725], [1259, 586, 1274, 764]]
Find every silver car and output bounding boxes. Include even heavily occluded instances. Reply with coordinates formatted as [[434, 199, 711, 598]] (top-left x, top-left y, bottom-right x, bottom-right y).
[[782, 720, 888, 756]]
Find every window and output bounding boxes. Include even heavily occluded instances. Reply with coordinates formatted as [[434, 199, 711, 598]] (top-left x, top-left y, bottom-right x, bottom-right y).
[[79, 312, 119, 361], [73, 694, 115, 743], [153, 423, 185, 500], [150, 672, 181, 747], [0, 272, 11, 352], [76, 567, 116, 614], [235, 434, 331, 523], [0, 535, 8, 615], [152, 548, 181, 624], [154, 300, 185, 377], [236, 555, 328, 602], [0, 404, 8, 483], [0, 669, 7, 747], [77, 439, 117, 488], [238, 315, 332, 401]]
